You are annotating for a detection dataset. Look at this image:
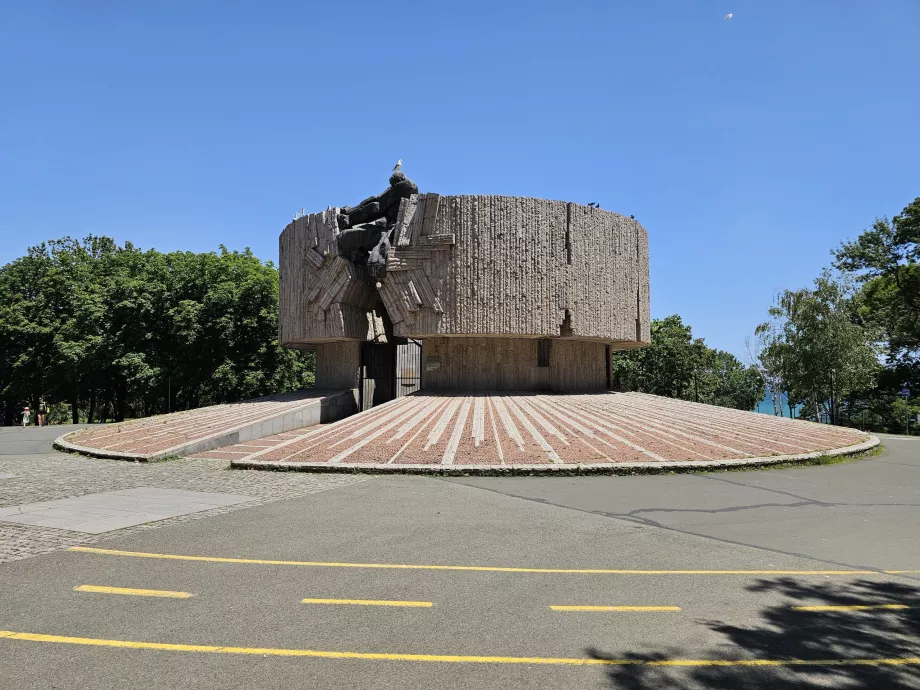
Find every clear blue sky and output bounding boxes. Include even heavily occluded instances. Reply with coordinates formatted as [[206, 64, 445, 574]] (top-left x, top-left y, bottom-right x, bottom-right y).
[[2, 1, 918, 359]]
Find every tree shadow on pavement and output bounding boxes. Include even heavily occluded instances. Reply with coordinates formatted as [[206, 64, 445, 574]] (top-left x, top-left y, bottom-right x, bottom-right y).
[[588, 577, 920, 689]]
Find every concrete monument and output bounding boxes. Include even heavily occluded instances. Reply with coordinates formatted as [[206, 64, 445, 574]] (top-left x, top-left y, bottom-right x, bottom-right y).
[[279, 170, 650, 399]]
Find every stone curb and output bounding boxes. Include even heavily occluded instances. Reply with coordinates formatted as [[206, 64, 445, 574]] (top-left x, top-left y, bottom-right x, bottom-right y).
[[53, 390, 357, 462], [230, 434, 880, 476]]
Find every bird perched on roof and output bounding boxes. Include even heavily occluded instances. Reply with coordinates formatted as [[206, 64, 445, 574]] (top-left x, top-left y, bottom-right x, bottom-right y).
[[725, 12, 733, 19], [630, 215, 635, 219], [588, 202, 598, 208], [393, 159, 402, 171]]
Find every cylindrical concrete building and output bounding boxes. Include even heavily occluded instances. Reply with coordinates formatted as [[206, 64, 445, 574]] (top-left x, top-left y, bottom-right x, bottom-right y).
[[280, 192, 649, 408]]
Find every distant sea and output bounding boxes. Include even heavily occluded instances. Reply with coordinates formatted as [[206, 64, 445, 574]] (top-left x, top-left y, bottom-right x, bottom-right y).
[[755, 391, 802, 418]]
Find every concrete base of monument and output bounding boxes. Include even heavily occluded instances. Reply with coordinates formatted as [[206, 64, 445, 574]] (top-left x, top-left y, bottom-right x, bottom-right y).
[[54, 389, 357, 462], [228, 391, 879, 475]]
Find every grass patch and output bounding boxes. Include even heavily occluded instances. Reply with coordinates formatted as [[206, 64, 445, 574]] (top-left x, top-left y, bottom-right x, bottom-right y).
[[143, 454, 180, 463]]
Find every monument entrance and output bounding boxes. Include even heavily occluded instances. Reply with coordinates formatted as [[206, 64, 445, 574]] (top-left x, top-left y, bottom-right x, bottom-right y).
[[358, 342, 395, 412]]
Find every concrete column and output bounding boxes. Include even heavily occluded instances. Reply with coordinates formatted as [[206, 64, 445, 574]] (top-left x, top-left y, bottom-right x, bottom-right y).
[[315, 341, 361, 390]]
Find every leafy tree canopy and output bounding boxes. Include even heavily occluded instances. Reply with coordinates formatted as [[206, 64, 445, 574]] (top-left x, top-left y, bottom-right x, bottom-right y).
[[0, 236, 314, 424], [612, 315, 764, 411], [834, 197, 920, 365], [756, 271, 880, 425]]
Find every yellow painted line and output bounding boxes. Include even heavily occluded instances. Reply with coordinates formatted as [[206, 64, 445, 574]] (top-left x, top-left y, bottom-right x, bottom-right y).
[[74, 585, 194, 599], [551, 605, 680, 612], [793, 604, 910, 612], [2, 630, 920, 667], [67, 547, 916, 576], [301, 598, 432, 608]]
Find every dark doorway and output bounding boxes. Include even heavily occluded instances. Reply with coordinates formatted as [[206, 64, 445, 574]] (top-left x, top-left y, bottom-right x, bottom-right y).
[[358, 338, 423, 411], [605, 344, 612, 389], [359, 342, 396, 412]]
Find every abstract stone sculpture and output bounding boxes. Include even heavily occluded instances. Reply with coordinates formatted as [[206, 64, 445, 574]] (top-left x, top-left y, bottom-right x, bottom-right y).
[[337, 171, 419, 281]]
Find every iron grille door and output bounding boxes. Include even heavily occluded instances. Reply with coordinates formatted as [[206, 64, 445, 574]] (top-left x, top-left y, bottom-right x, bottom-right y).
[[396, 339, 422, 398]]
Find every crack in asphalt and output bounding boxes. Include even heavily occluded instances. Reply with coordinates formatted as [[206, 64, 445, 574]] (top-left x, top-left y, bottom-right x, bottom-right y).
[[874, 460, 920, 467], [617, 500, 920, 517], [621, 501, 823, 516], [442, 479, 920, 582], [694, 474, 835, 505]]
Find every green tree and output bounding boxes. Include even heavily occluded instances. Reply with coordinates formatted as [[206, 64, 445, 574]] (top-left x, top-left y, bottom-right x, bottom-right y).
[[0, 236, 313, 425], [697, 349, 765, 412], [757, 271, 880, 425], [746, 331, 792, 417], [612, 315, 764, 411], [834, 196, 920, 365]]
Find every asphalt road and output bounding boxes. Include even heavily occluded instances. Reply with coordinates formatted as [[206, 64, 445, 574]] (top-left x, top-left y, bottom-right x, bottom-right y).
[[1, 429, 918, 689], [0, 424, 86, 456]]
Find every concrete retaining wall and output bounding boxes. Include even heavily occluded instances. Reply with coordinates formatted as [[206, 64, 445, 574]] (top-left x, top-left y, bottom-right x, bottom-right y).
[[54, 390, 358, 462]]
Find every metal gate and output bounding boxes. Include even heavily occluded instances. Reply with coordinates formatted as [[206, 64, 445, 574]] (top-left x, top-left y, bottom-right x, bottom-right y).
[[396, 339, 422, 398]]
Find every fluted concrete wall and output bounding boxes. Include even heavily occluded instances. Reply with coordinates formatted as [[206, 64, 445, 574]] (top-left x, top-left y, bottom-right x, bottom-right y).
[[380, 195, 650, 347], [314, 341, 361, 390], [421, 337, 608, 392], [279, 194, 650, 350]]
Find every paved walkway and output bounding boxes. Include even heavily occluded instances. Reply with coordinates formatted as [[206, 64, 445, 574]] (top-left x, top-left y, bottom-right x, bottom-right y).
[[231, 391, 871, 471], [0, 427, 364, 563], [56, 390, 343, 460]]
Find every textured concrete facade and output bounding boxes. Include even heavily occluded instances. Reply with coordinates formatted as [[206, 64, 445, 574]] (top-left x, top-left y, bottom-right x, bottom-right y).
[[279, 193, 650, 393], [280, 194, 650, 346], [313, 342, 360, 390], [381, 195, 650, 344], [279, 208, 378, 346], [421, 337, 608, 392]]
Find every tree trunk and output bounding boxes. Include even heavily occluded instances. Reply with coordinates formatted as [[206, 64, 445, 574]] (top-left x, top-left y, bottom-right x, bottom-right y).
[[71, 392, 79, 424], [115, 384, 127, 422], [88, 390, 96, 424]]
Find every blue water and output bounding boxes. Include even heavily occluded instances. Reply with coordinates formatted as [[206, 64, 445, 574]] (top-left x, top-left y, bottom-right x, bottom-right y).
[[755, 391, 802, 417]]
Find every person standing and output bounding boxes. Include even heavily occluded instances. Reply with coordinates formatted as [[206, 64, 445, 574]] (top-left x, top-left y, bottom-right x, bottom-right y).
[[37, 400, 47, 427], [22, 406, 30, 428]]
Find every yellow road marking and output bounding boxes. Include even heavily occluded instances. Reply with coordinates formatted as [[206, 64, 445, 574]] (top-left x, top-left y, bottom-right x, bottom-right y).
[[793, 604, 910, 612], [301, 598, 432, 607], [67, 547, 917, 576], [551, 605, 680, 612], [1, 629, 920, 667], [74, 585, 194, 599]]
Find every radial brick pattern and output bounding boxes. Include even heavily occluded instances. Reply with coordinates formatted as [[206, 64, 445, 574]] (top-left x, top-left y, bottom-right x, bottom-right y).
[[232, 392, 869, 468], [62, 391, 331, 457]]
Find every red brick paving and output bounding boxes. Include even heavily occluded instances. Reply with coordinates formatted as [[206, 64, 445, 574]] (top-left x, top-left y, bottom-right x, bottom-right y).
[[64, 390, 332, 457], [232, 391, 870, 468]]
